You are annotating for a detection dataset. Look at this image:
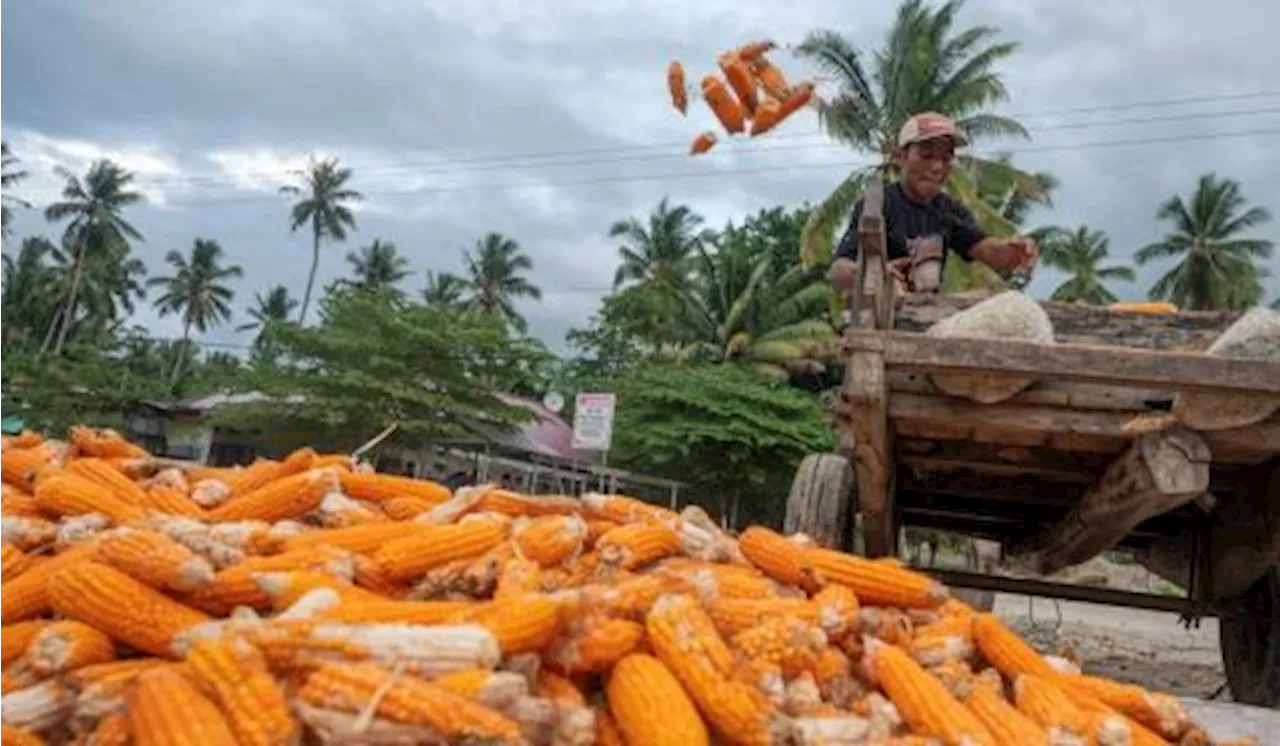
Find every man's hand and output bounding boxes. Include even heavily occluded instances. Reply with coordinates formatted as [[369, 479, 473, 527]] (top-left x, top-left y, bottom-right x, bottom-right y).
[[830, 258, 858, 292], [1007, 235, 1039, 274], [973, 235, 1039, 276]]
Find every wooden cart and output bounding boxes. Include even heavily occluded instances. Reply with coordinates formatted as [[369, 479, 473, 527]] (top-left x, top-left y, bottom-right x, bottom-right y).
[[785, 174, 1280, 706]]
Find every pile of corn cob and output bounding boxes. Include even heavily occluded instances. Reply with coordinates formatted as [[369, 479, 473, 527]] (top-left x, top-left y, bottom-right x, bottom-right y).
[[0, 427, 1251, 746]]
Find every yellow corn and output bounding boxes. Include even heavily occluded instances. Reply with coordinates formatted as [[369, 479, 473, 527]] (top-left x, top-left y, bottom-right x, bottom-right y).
[[512, 514, 587, 567], [1054, 674, 1188, 740], [739, 526, 822, 590], [34, 473, 145, 525], [96, 528, 215, 593], [706, 597, 820, 638], [1, 540, 99, 623], [962, 679, 1050, 745], [547, 615, 645, 675], [65, 458, 150, 507], [380, 496, 438, 520], [804, 547, 949, 608], [372, 520, 506, 582], [449, 593, 563, 655], [87, 711, 132, 746], [596, 520, 683, 569], [973, 613, 1056, 680], [126, 665, 238, 746], [582, 492, 678, 524], [1, 543, 36, 582], [321, 599, 476, 625], [209, 468, 337, 522], [607, 653, 710, 746], [184, 546, 353, 613], [731, 616, 828, 678], [69, 427, 147, 459], [46, 561, 211, 658], [338, 471, 451, 505], [138, 484, 205, 519], [0, 725, 45, 746], [27, 620, 116, 676], [2, 621, 48, 667], [297, 662, 522, 743], [867, 638, 995, 745], [494, 555, 544, 599], [282, 521, 434, 555], [183, 637, 299, 746]]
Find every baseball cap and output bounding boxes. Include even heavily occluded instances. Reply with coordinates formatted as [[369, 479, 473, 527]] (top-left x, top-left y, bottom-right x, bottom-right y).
[[897, 112, 969, 148]]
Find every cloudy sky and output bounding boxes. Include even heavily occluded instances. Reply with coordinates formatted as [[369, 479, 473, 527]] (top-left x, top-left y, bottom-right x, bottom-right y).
[[3, 0, 1278, 355]]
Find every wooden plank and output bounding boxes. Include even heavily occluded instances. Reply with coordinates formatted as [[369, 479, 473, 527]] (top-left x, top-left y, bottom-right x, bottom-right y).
[[887, 371, 1174, 412], [891, 292, 1238, 351], [926, 568, 1210, 615], [849, 331, 1280, 396], [889, 393, 1280, 457]]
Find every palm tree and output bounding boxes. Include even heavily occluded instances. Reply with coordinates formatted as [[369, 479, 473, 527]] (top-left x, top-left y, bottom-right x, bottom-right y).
[[2, 237, 58, 346], [346, 238, 410, 292], [1135, 173, 1273, 311], [422, 270, 468, 309], [47, 237, 148, 344], [42, 159, 145, 354], [236, 285, 298, 346], [461, 232, 542, 333], [2, 143, 32, 239], [1037, 225, 1135, 304], [678, 236, 838, 380], [610, 197, 709, 291], [148, 239, 244, 382], [281, 156, 362, 323], [795, 0, 1048, 267]]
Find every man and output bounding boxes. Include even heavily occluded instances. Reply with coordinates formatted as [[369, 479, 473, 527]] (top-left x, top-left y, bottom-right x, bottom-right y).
[[829, 111, 1038, 294]]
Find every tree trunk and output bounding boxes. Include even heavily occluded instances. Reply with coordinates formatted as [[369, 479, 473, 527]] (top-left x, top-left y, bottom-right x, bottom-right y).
[[298, 221, 321, 324], [49, 236, 89, 356], [170, 320, 192, 388]]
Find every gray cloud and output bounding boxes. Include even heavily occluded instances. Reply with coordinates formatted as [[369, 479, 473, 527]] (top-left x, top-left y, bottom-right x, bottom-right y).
[[3, 0, 1278, 355]]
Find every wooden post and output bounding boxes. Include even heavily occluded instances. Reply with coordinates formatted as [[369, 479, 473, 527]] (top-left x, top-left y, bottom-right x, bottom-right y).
[[840, 172, 896, 557], [1010, 428, 1210, 574]]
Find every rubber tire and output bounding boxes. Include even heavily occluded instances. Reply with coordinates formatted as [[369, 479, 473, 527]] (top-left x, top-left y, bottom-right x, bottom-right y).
[[1220, 567, 1280, 707], [784, 453, 856, 552]]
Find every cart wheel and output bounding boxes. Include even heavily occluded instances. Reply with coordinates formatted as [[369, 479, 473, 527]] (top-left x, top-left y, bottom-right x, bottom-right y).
[[785, 453, 856, 552], [1220, 567, 1280, 707]]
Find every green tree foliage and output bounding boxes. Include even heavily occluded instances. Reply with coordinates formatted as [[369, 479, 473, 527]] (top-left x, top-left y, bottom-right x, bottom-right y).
[[1038, 225, 1135, 304], [43, 159, 145, 354], [2, 142, 32, 238], [607, 364, 834, 529], [215, 287, 539, 451], [237, 285, 298, 360], [795, 0, 1047, 270], [281, 156, 362, 324], [1136, 173, 1274, 310], [347, 238, 411, 294], [461, 232, 542, 333], [421, 270, 469, 311], [148, 239, 243, 383]]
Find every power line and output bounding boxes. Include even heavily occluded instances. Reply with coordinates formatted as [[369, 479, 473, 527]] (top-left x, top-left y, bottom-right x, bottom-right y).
[[155, 128, 1280, 205], [118, 90, 1280, 189]]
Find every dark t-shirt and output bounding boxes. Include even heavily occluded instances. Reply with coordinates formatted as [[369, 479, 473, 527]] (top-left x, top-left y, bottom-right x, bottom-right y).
[[833, 182, 986, 265]]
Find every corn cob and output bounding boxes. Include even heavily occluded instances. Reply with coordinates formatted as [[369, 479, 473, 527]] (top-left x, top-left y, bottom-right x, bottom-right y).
[[0, 724, 45, 746], [183, 637, 299, 746], [707, 596, 820, 638], [449, 593, 564, 655], [86, 712, 131, 746], [254, 571, 384, 611], [973, 613, 1056, 679], [65, 459, 150, 507], [280, 520, 429, 555], [209, 468, 337, 522], [127, 665, 238, 746], [739, 526, 824, 590], [347, 552, 406, 597], [805, 547, 949, 608], [33, 474, 144, 525], [337, 470, 451, 505], [248, 620, 502, 676], [962, 679, 1051, 746], [321, 599, 476, 625], [473, 488, 581, 517], [1053, 674, 1188, 740], [184, 546, 353, 613], [536, 668, 587, 707], [1, 490, 43, 518], [2, 543, 36, 581], [813, 646, 863, 709], [68, 660, 174, 721], [586, 519, 621, 542], [547, 615, 645, 674], [1015, 674, 1130, 745], [607, 653, 710, 746], [190, 479, 232, 508], [223, 460, 288, 499], [646, 594, 786, 745], [69, 427, 147, 459], [379, 495, 438, 520], [789, 715, 876, 745], [3, 431, 44, 450], [433, 668, 529, 709], [596, 520, 683, 569], [297, 661, 523, 742], [582, 492, 678, 524], [867, 638, 995, 745], [2, 447, 55, 492], [495, 555, 544, 598], [54, 512, 111, 552], [27, 620, 116, 676], [1, 673, 25, 695], [732, 615, 829, 678], [813, 583, 862, 642], [95, 528, 215, 593], [512, 514, 587, 567], [2, 540, 99, 623], [47, 561, 212, 658], [2, 621, 48, 666], [372, 519, 506, 582], [137, 484, 205, 518]]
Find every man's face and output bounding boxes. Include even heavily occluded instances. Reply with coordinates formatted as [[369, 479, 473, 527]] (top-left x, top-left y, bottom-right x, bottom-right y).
[[896, 137, 955, 200]]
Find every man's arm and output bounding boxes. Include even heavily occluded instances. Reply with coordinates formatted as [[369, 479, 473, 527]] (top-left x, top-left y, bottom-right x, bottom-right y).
[[948, 202, 1039, 276]]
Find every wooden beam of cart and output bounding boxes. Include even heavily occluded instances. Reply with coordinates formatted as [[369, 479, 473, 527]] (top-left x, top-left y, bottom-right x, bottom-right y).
[[843, 330, 1280, 396]]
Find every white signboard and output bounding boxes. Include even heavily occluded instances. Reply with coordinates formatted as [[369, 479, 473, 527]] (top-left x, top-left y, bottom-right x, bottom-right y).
[[571, 393, 616, 451]]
